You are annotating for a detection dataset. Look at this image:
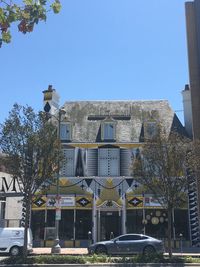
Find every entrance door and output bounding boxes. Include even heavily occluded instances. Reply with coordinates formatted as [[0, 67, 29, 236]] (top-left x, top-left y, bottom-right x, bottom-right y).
[[99, 211, 121, 241]]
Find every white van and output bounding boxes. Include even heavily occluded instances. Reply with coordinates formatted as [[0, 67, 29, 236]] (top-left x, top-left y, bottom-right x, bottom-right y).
[[0, 227, 33, 256]]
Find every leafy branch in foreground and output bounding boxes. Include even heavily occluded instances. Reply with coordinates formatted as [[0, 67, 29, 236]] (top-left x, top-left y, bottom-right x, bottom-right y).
[[0, 0, 61, 47]]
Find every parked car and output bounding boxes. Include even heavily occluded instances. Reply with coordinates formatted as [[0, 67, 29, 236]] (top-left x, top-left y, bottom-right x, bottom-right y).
[[0, 227, 33, 256], [88, 234, 164, 255]]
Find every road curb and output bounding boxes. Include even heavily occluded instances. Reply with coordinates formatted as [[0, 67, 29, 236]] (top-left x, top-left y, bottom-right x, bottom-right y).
[[1, 264, 200, 267]]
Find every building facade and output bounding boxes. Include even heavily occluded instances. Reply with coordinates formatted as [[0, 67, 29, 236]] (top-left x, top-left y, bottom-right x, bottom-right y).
[[0, 171, 22, 228], [30, 87, 189, 247], [183, 0, 200, 246]]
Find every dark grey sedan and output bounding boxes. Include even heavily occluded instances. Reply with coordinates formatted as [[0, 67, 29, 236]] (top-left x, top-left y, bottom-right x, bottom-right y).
[[88, 234, 164, 255]]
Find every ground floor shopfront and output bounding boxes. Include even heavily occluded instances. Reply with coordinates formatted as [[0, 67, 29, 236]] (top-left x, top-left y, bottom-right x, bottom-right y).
[[31, 193, 189, 248]]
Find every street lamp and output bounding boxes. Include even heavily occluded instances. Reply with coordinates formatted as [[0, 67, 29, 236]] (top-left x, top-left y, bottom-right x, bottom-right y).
[[50, 108, 66, 254]]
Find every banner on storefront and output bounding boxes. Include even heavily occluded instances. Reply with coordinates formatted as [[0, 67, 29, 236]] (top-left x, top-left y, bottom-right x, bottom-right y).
[[127, 195, 164, 209], [32, 195, 92, 209], [144, 197, 164, 208], [47, 196, 75, 207]]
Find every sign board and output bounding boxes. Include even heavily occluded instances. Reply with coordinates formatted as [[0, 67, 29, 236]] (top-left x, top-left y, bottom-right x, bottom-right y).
[[0, 175, 22, 196], [55, 208, 61, 220], [60, 197, 75, 206], [144, 197, 164, 208], [47, 196, 75, 207]]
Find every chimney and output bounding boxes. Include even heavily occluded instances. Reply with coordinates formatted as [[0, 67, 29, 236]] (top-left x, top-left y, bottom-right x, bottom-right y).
[[42, 85, 60, 115]]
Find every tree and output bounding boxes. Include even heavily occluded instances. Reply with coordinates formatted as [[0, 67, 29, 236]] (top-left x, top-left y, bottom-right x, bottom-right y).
[[0, 0, 61, 47], [0, 103, 61, 259], [132, 129, 189, 258]]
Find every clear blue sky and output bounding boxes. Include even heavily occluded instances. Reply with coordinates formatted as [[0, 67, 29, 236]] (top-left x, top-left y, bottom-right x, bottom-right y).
[[0, 0, 188, 124]]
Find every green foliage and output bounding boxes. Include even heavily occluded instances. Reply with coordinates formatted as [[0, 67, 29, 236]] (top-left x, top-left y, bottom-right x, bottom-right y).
[[51, 0, 61, 13], [1, 255, 86, 264], [0, 0, 61, 47], [132, 129, 190, 258], [0, 103, 60, 193], [1, 254, 198, 265], [0, 103, 61, 259], [133, 130, 189, 209], [2, 30, 11, 42]]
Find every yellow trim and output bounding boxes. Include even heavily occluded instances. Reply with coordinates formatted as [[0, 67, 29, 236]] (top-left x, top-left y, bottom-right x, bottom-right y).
[[44, 92, 52, 101], [64, 241, 74, 247], [32, 196, 47, 209], [32, 195, 93, 210], [45, 240, 54, 247], [127, 196, 143, 208], [62, 143, 143, 148]]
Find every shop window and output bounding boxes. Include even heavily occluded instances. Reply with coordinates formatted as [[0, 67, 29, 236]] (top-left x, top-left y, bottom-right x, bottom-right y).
[[101, 122, 116, 141], [31, 210, 45, 240], [76, 210, 92, 239], [126, 210, 143, 234], [98, 148, 120, 176], [174, 209, 189, 239], [59, 210, 74, 239], [46, 210, 55, 227], [60, 123, 72, 141]]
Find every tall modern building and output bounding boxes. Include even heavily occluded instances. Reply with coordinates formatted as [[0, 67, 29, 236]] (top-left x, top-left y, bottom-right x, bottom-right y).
[[185, 0, 200, 139], [184, 0, 200, 246]]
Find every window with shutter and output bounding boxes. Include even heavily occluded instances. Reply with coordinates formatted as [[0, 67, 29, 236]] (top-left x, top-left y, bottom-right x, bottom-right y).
[[60, 148, 75, 177], [87, 149, 98, 176], [60, 123, 71, 141], [120, 149, 132, 176]]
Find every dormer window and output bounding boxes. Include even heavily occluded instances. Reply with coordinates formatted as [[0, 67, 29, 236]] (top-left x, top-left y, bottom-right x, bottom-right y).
[[144, 121, 157, 140], [60, 123, 72, 141], [101, 121, 116, 141]]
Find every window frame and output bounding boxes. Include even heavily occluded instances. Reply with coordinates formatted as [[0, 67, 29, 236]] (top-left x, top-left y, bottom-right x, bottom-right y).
[[101, 121, 116, 141], [60, 122, 72, 142]]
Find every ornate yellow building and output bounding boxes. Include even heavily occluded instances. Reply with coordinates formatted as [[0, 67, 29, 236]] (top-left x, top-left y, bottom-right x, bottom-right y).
[[31, 86, 189, 247]]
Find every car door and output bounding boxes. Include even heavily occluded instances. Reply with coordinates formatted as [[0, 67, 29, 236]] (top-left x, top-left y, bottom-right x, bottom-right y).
[[115, 234, 147, 254], [114, 235, 133, 254], [128, 234, 148, 253]]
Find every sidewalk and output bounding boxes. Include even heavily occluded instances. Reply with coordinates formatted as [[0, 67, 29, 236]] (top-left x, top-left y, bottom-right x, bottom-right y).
[[32, 247, 200, 256], [33, 247, 88, 255]]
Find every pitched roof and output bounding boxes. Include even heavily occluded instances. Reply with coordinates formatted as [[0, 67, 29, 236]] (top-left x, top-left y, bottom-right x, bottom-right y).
[[61, 100, 182, 143]]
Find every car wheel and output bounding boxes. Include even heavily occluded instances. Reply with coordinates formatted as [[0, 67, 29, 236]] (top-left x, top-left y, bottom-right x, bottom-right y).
[[95, 245, 107, 255], [143, 245, 155, 256], [10, 246, 21, 256]]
